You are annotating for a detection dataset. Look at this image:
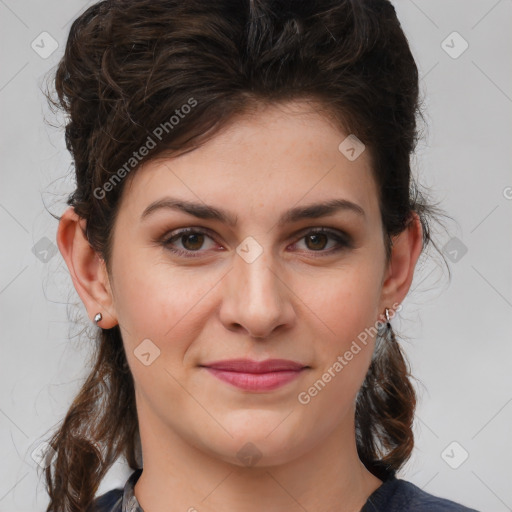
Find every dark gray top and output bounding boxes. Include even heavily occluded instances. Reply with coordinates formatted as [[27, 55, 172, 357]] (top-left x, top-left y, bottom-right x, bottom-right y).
[[91, 468, 480, 512]]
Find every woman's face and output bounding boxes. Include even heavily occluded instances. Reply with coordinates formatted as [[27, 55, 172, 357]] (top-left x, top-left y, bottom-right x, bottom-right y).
[[105, 101, 402, 467]]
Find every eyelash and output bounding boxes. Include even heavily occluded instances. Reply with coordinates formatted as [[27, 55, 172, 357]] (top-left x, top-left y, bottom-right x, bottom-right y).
[[161, 227, 352, 259]]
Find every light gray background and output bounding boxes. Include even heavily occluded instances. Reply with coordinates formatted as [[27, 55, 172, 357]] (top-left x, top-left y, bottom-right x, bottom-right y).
[[1, 1, 511, 511]]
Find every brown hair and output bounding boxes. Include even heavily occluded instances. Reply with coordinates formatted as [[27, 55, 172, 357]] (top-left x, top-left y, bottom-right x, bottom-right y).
[[41, 0, 450, 510]]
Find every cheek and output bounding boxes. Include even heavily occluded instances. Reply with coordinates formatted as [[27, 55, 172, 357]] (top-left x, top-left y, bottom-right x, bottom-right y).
[[296, 260, 382, 344], [113, 253, 219, 357], [293, 268, 381, 419]]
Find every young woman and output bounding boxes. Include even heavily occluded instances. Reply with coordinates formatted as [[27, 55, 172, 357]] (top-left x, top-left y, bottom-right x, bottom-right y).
[[42, 0, 480, 511]]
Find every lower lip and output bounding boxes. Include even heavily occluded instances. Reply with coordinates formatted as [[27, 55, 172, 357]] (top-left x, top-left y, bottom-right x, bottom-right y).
[[203, 368, 306, 391]]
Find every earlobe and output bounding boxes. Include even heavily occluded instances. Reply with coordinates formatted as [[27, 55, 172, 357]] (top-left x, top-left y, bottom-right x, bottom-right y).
[[56, 207, 118, 328], [379, 211, 423, 310]]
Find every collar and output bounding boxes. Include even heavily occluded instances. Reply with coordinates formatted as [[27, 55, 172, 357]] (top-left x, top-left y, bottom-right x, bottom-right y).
[[122, 468, 144, 512]]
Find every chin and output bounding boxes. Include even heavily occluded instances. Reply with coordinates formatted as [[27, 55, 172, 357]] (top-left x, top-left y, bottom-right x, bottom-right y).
[[202, 426, 310, 469]]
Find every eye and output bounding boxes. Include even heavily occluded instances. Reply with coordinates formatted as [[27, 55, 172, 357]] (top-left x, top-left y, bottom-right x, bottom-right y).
[[290, 227, 352, 255], [162, 228, 218, 258], [161, 226, 352, 258]]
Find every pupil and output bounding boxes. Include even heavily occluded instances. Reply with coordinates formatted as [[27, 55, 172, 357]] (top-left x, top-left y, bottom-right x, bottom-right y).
[[184, 233, 203, 250], [307, 234, 326, 250]]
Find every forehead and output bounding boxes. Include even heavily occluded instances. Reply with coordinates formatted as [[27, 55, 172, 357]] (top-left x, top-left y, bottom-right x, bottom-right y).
[[118, 101, 379, 226]]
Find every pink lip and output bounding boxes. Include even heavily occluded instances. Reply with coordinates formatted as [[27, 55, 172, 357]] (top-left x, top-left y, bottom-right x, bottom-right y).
[[199, 358, 309, 391]]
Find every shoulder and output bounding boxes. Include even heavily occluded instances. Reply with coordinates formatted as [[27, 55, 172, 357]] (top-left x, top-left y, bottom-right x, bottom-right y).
[[395, 479, 480, 511], [88, 488, 123, 512], [363, 476, 481, 512]]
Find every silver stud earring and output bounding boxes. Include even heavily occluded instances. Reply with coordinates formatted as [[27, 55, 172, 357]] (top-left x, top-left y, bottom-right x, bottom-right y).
[[385, 308, 391, 328], [94, 312, 102, 324]]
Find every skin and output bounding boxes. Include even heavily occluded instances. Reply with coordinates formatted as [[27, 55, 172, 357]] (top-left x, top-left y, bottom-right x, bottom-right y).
[[57, 100, 423, 512]]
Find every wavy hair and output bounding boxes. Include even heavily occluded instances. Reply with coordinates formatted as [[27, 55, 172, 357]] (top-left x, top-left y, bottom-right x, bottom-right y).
[[41, 0, 449, 510]]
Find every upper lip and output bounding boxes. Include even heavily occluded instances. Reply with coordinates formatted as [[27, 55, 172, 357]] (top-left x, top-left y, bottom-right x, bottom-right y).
[[200, 358, 308, 373]]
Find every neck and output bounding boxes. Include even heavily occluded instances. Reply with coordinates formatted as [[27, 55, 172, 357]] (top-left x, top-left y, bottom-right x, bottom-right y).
[[133, 400, 383, 512]]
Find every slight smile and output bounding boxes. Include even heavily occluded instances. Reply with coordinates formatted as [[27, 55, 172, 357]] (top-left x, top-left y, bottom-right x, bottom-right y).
[[199, 358, 311, 392]]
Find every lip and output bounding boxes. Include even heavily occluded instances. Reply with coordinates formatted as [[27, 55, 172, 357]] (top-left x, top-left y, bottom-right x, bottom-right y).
[[199, 358, 309, 392], [201, 358, 307, 373]]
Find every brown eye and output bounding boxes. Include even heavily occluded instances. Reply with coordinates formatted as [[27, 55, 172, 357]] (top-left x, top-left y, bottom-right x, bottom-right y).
[[305, 232, 329, 251], [180, 232, 205, 251], [162, 228, 217, 257], [292, 228, 352, 255], [161, 226, 352, 259]]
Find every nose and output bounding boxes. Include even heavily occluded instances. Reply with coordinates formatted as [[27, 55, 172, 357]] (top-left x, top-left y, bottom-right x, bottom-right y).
[[219, 246, 296, 339]]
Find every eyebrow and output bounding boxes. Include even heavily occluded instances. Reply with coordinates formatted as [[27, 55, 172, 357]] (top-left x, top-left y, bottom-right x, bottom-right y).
[[140, 196, 365, 227]]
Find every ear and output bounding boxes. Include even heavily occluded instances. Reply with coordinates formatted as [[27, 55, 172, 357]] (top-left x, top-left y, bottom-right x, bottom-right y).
[[378, 211, 423, 318], [56, 207, 118, 328]]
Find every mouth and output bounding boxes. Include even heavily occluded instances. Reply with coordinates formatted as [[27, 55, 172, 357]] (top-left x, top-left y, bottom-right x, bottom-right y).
[[198, 358, 310, 392]]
